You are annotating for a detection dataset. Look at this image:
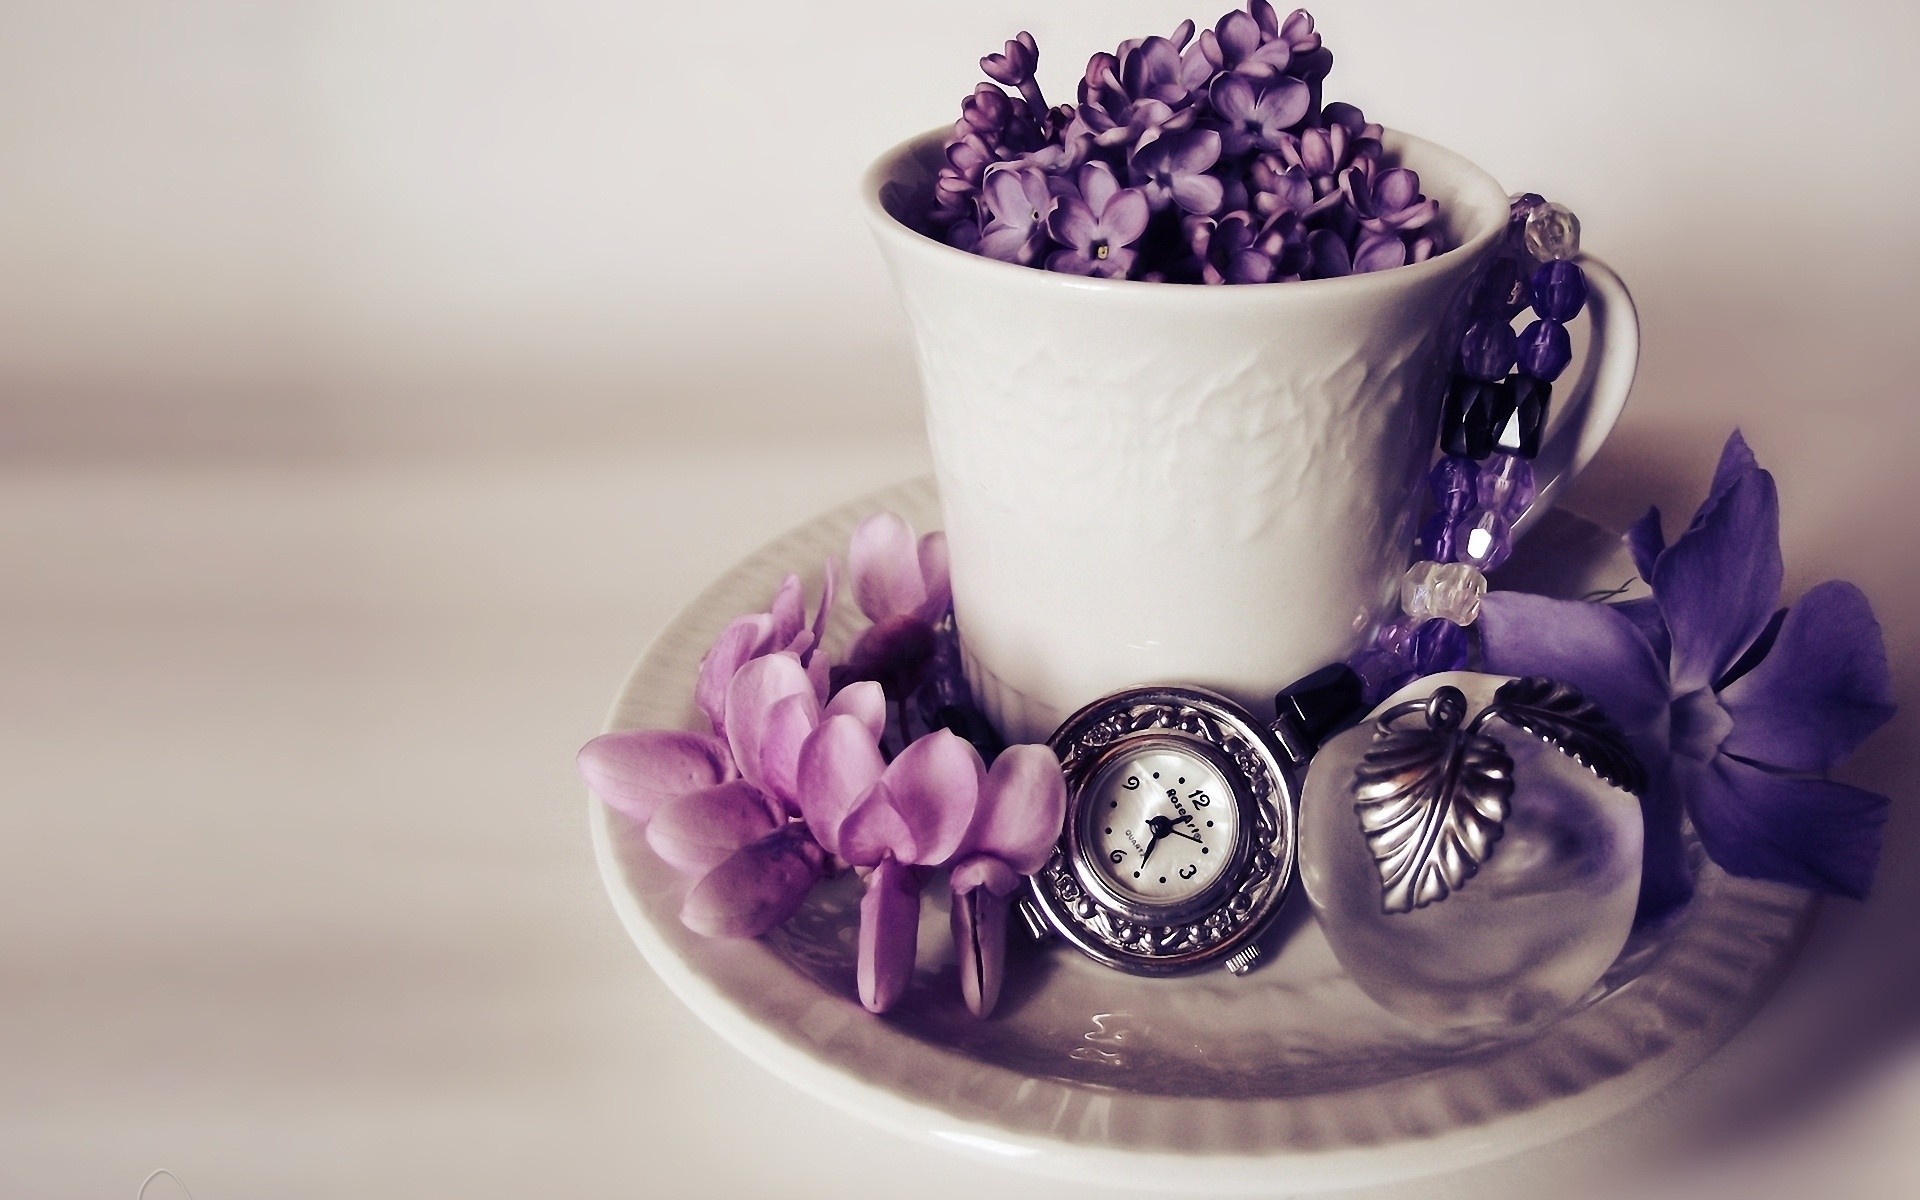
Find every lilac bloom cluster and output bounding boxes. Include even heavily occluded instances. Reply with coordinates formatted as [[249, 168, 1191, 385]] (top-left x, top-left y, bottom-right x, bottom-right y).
[[578, 513, 1066, 1017], [1477, 433, 1896, 917], [928, 6, 1441, 282]]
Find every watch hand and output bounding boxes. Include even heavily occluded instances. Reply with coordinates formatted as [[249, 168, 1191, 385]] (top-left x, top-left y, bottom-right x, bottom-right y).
[[1138, 831, 1161, 868], [1165, 827, 1202, 844]]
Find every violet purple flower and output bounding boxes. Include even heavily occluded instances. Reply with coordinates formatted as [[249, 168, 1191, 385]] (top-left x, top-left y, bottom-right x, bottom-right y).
[[1209, 74, 1310, 156], [925, 8, 1444, 283], [1478, 432, 1895, 914], [1130, 128, 1225, 215], [1045, 161, 1151, 278], [978, 164, 1056, 264]]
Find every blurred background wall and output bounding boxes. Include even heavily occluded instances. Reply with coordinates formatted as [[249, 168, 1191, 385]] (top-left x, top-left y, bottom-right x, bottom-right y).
[[6, 0, 1916, 479]]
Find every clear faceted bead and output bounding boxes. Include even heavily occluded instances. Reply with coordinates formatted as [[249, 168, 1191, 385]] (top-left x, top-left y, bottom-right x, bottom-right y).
[[1475, 452, 1536, 516], [1400, 560, 1444, 620], [1429, 561, 1488, 625], [1452, 507, 1514, 572], [1523, 202, 1581, 262]]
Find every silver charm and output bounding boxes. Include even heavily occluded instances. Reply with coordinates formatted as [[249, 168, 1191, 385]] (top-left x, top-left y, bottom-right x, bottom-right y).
[[1353, 676, 1644, 914]]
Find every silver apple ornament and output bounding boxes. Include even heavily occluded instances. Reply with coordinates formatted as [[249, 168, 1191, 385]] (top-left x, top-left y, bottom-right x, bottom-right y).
[[1299, 671, 1646, 1031]]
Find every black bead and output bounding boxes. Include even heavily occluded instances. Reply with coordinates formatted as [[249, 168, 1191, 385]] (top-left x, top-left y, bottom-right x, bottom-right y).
[[1439, 374, 1511, 460], [1273, 663, 1364, 756], [1490, 374, 1551, 458]]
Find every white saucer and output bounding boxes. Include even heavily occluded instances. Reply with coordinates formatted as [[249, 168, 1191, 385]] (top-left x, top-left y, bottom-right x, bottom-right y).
[[588, 477, 1815, 1193]]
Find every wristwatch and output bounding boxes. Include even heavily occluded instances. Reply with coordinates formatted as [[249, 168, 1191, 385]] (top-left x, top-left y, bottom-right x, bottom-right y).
[[1016, 665, 1362, 975]]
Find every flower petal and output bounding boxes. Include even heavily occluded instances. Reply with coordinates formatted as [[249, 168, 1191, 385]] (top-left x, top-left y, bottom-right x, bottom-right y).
[[1719, 581, 1896, 773], [767, 573, 806, 649], [723, 652, 817, 794], [694, 614, 775, 733], [949, 873, 1012, 1018], [1612, 597, 1672, 668], [1704, 429, 1760, 518], [1100, 188, 1151, 246], [914, 532, 952, 623], [679, 828, 825, 938], [646, 780, 778, 875], [1655, 468, 1783, 692], [809, 556, 838, 659], [1675, 754, 1888, 899], [849, 512, 929, 623], [858, 856, 924, 1012], [795, 714, 886, 857], [1477, 591, 1673, 759], [823, 679, 887, 743], [1625, 506, 1665, 585], [578, 729, 733, 822], [878, 730, 985, 865], [959, 744, 1067, 874], [838, 782, 917, 866], [754, 691, 818, 811]]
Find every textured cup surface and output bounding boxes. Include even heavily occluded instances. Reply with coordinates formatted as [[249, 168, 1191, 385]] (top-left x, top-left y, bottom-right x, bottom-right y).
[[865, 132, 1602, 743]]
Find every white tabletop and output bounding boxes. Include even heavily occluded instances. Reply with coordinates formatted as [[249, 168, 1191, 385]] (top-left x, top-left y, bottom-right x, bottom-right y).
[[3, 423, 1915, 1199]]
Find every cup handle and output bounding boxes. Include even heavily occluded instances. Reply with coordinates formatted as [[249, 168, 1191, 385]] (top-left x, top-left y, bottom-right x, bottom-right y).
[[1509, 253, 1640, 541]]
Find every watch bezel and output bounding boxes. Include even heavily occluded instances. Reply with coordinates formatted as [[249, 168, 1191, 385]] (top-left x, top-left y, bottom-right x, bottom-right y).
[[1031, 685, 1300, 975]]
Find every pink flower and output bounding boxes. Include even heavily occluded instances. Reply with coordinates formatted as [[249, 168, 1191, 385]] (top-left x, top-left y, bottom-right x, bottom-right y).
[[577, 727, 827, 938], [840, 513, 953, 695], [796, 722, 1064, 1015], [694, 566, 837, 735], [723, 651, 885, 815]]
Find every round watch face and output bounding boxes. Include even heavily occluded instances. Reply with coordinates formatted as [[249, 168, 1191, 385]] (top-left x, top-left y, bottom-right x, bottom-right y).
[[1028, 686, 1302, 976], [1079, 740, 1239, 908]]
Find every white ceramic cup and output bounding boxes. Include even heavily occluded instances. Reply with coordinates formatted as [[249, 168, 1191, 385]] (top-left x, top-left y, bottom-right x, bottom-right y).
[[864, 129, 1639, 745]]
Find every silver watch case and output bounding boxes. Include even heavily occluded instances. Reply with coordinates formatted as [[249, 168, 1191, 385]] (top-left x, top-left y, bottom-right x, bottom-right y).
[[1027, 686, 1302, 976]]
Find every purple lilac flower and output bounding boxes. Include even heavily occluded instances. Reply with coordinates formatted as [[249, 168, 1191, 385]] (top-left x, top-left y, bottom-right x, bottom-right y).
[[978, 165, 1055, 264], [1199, 8, 1294, 80], [981, 32, 1046, 116], [1045, 161, 1151, 278], [1210, 73, 1310, 156], [1130, 128, 1225, 214], [1187, 210, 1273, 284], [1478, 432, 1895, 914], [927, 9, 1447, 282], [1342, 165, 1439, 234]]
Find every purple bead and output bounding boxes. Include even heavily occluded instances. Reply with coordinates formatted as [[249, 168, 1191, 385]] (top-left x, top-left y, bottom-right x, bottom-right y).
[[1352, 649, 1414, 706], [1475, 453, 1536, 517], [1412, 617, 1470, 674], [1417, 511, 1458, 563], [1460, 319, 1517, 381], [1375, 614, 1423, 661], [1517, 318, 1572, 381], [1469, 256, 1528, 319], [1428, 455, 1478, 516], [1530, 260, 1588, 321], [1452, 507, 1514, 572]]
